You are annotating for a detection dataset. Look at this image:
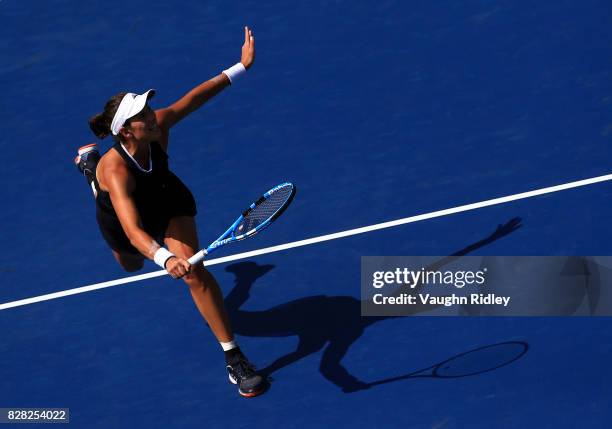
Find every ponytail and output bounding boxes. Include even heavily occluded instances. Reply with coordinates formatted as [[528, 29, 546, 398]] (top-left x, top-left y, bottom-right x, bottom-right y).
[[89, 113, 110, 139], [88, 92, 128, 140]]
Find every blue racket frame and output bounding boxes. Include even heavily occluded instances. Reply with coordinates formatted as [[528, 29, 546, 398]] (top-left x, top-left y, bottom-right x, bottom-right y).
[[188, 182, 296, 265]]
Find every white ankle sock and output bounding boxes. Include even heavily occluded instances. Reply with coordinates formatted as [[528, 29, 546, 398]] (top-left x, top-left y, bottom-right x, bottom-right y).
[[220, 340, 238, 352]]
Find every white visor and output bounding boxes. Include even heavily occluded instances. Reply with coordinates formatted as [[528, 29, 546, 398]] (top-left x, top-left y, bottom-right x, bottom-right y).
[[110, 89, 156, 136]]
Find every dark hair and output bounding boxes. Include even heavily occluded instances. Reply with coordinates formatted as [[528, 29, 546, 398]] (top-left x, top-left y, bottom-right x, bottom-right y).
[[88, 92, 128, 140]]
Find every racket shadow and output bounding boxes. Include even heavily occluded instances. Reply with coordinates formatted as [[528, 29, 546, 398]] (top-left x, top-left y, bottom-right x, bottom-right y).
[[223, 217, 524, 393], [367, 341, 529, 388]]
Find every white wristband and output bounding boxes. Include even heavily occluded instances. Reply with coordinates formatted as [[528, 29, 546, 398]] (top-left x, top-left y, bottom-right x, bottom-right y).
[[154, 247, 175, 269], [222, 62, 246, 84]]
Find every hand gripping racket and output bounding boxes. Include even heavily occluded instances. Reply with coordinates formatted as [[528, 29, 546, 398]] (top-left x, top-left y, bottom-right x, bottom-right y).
[[187, 182, 296, 265]]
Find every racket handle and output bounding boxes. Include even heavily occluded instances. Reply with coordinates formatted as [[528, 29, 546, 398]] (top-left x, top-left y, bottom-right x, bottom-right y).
[[188, 249, 208, 265]]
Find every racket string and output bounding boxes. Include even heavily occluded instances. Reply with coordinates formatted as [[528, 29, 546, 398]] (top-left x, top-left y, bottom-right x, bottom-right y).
[[236, 185, 294, 235]]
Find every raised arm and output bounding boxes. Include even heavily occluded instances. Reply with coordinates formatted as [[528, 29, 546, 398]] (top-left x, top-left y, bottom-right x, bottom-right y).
[[155, 26, 256, 132]]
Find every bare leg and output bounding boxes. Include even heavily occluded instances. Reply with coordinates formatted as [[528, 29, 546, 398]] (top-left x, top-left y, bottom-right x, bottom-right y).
[[112, 250, 145, 272], [164, 216, 234, 342]]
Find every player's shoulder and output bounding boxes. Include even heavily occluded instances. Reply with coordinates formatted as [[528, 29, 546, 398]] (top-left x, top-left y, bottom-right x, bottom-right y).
[[100, 147, 128, 173], [98, 148, 134, 189]]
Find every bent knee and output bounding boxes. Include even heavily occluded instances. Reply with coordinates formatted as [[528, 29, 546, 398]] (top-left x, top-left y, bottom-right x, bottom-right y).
[[121, 262, 144, 272], [115, 253, 145, 272], [120, 260, 144, 272]]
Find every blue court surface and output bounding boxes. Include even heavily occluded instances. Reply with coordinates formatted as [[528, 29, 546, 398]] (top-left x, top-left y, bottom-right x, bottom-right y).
[[1, 1, 611, 427]]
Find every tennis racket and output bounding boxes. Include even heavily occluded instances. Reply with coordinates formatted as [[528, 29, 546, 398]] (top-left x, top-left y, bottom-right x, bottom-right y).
[[187, 182, 296, 265]]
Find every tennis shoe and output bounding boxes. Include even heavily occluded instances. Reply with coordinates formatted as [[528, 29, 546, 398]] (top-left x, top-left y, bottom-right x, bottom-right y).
[[74, 143, 100, 197], [226, 353, 266, 398], [75, 143, 100, 175]]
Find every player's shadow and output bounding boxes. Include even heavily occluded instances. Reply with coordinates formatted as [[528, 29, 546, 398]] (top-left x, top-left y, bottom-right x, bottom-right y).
[[224, 218, 525, 393]]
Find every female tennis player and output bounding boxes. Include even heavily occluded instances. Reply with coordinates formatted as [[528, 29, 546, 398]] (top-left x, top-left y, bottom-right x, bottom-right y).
[[75, 27, 265, 398]]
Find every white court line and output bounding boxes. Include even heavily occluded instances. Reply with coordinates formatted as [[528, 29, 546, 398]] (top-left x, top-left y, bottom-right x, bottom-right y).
[[2, 173, 611, 311]]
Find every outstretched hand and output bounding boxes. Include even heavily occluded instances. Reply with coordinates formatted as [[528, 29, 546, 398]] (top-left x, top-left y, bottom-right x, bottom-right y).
[[241, 26, 255, 69]]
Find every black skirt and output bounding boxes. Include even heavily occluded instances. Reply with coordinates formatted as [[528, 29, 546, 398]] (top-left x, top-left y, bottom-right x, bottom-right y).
[[94, 142, 197, 255], [96, 171, 197, 255]]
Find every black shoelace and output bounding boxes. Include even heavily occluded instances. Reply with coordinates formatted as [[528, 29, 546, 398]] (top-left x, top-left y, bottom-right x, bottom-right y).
[[230, 355, 257, 380]]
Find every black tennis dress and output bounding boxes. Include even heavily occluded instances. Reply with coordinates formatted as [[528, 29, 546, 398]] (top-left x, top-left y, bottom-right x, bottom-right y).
[[93, 141, 197, 255]]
